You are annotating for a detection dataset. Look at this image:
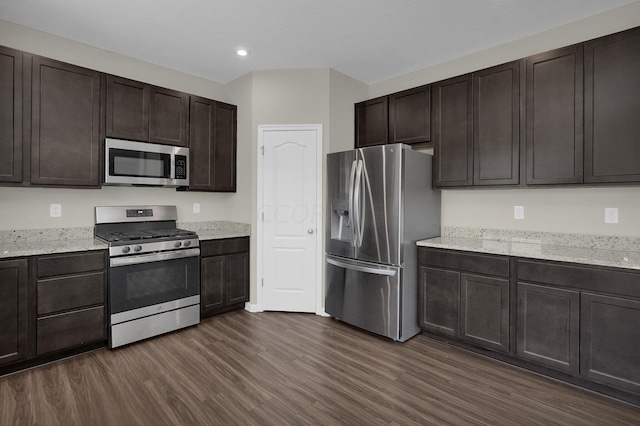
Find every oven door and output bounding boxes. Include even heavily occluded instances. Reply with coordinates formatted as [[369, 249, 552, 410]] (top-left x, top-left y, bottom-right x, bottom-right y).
[[109, 249, 200, 318]]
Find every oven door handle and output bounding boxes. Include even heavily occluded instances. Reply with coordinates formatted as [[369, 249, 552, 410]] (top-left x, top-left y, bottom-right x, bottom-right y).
[[110, 248, 201, 267]]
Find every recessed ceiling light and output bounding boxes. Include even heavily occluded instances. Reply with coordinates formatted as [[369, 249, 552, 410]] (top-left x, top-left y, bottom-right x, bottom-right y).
[[236, 49, 248, 57]]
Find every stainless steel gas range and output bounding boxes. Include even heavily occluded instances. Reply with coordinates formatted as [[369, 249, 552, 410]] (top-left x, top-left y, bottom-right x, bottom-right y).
[[94, 205, 200, 348]]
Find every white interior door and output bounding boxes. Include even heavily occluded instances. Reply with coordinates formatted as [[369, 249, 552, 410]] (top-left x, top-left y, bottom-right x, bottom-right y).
[[260, 126, 321, 312]]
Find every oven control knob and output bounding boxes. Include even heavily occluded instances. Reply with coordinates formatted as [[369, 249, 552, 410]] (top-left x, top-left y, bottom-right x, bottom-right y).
[[134, 245, 142, 252], [184, 240, 191, 247], [122, 246, 131, 254], [174, 241, 182, 248]]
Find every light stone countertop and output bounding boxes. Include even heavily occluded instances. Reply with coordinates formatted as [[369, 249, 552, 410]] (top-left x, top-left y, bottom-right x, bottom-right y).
[[0, 238, 109, 259], [417, 228, 640, 271], [0, 221, 251, 259]]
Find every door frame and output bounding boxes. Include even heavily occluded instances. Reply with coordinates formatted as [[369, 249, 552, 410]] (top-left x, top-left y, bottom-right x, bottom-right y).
[[256, 124, 324, 315]]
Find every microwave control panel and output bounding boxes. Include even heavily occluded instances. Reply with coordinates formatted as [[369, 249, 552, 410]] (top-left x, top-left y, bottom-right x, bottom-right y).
[[175, 155, 187, 180]]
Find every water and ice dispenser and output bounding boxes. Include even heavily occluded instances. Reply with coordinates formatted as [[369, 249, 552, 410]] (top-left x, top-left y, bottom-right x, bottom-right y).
[[330, 199, 351, 242]]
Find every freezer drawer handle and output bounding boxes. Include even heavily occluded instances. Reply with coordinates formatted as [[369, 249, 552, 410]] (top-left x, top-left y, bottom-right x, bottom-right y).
[[327, 257, 397, 277]]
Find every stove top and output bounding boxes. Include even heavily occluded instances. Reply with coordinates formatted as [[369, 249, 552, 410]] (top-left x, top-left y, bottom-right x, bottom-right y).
[[95, 228, 197, 243], [94, 206, 199, 255]]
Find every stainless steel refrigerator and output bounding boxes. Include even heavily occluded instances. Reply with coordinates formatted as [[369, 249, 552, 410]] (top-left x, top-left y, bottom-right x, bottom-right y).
[[325, 143, 440, 342]]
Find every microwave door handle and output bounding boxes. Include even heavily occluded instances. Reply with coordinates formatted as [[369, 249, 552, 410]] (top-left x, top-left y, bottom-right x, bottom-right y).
[[348, 159, 357, 247]]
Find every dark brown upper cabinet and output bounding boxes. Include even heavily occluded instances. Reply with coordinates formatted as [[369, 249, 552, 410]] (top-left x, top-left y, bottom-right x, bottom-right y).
[[473, 61, 521, 186], [525, 45, 584, 185], [388, 85, 431, 145], [585, 26, 640, 184], [432, 74, 473, 187], [188, 96, 237, 192], [29, 56, 102, 187], [106, 75, 188, 147], [355, 86, 431, 149], [213, 102, 237, 192], [0, 46, 22, 184], [355, 97, 388, 148]]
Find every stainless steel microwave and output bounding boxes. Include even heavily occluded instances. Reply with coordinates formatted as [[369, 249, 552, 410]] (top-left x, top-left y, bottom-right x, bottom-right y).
[[104, 138, 189, 187]]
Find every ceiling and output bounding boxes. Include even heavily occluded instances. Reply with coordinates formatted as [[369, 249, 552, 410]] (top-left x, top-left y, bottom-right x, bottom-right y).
[[0, 0, 636, 85]]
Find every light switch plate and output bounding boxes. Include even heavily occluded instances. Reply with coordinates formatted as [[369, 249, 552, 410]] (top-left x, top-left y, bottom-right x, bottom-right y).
[[50, 204, 62, 217], [514, 206, 524, 220], [193, 203, 201, 214]]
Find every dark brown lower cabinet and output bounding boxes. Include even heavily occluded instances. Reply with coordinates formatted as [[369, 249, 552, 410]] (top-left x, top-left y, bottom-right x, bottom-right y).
[[460, 274, 509, 353], [516, 282, 579, 373], [1, 252, 106, 375], [200, 237, 249, 318], [32, 251, 107, 357], [581, 293, 640, 393], [419, 247, 640, 404], [418, 267, 459, 337], [0, 259, 28, 366], [418, 249, 510, 353]]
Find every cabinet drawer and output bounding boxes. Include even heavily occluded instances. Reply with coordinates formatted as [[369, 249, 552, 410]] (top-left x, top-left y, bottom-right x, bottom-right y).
[[37, 251, 106, 278], [419, 248, 509, 278], [37, 306, 105, 355], [201, 237, 249, 257], [37, 272, 105, 315], [517, 259, 640, 298]]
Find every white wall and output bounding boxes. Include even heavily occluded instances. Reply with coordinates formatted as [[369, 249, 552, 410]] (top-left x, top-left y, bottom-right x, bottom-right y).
[[369, 2, 640, 237], [0, 19, 236, 231], [329, 69, 368, 154]]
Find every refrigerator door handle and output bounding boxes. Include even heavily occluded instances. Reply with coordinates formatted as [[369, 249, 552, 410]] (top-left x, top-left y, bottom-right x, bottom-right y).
[[353, 159, 364, 247], [326, 257, 397, 277], [348, 159, 358, 247]]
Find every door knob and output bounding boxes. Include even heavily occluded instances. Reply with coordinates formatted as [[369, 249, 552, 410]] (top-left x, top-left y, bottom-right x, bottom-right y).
[[307, 228, 314, 234]]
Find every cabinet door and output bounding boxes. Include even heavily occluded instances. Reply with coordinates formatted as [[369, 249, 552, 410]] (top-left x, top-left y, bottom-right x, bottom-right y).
[[106, 75, 149, 141], [189, 96, 215, 191], [213, 102, 237, 192], [473, 61, 520, 186], [581, 293, 640, 393], [516, 283, 579, 373], [201, 255, 225, 316], [460, 274, 509, 353], [0, 259, 28, 366], [418, 266, 459, 337], [149, 86, 188, 146], [585, 27, 640, 183], [525, 45, 583, 185], [0, 46, 22, 183], [432, 74, 473, 187], [30, 56, 102, 187], [225, 252, 249, 305], [355, 97, 388, 148], [225, 253, 249, 305], [389, 86, 430, 145]]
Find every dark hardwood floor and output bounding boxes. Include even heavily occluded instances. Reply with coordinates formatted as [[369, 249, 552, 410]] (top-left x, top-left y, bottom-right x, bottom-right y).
[[1, 310, 639, 425]]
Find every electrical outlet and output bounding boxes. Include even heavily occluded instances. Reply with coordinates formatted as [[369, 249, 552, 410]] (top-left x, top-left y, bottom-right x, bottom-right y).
[[605, 207, 618, 224], [50, 204, 62, 217], [514, 206, 524, 220], [193, 203, 201, 214]]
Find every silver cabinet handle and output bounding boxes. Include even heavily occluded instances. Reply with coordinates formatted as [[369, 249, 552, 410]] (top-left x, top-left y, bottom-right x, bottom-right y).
[[307, 229, 314, 234]]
